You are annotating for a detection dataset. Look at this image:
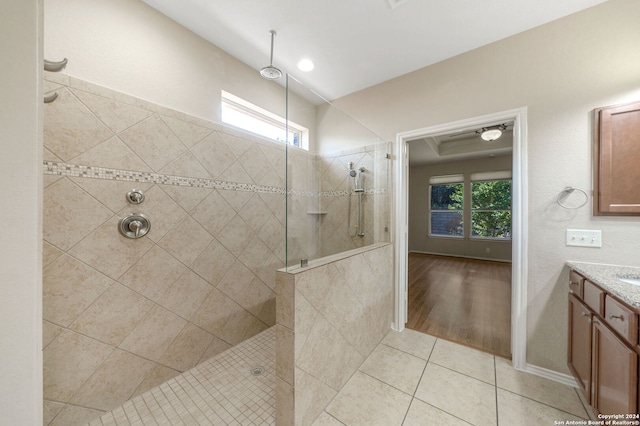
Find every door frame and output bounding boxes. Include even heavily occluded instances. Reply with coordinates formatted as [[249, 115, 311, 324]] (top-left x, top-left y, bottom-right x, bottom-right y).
[[392, 107, 528, 370]]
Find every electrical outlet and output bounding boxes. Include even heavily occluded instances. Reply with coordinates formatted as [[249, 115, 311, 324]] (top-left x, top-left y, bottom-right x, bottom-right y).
[[566, 229, 602, 248]]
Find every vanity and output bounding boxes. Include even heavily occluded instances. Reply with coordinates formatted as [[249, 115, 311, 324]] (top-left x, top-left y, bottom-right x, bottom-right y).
[[567, 262, 640, 416]]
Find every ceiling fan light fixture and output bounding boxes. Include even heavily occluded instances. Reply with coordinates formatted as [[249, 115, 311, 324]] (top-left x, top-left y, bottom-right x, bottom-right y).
[[480, 128, 503, 141]]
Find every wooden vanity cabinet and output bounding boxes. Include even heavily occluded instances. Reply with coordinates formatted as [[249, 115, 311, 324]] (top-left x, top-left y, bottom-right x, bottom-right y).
[[591, 317, 638, 414], [568, 270, 639, 415]]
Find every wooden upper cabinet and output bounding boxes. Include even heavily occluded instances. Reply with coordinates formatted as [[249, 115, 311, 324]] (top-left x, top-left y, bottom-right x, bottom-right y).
[[594, 101, 640, 215]]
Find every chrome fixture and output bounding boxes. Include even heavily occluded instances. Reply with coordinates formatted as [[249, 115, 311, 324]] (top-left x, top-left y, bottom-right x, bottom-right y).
[[43, 58, 68, 103], [260, 30, 282, 80], [347, 163, 365, 238], [300, 258, 308, 268], [119, 213, 151, 239], [126, 189, 145, 204], [448, 123, 508, 141]]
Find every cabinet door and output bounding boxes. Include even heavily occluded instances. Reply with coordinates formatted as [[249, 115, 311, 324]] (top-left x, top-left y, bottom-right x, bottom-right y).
[[568, 294, 592, 401], [592, 319, 638, 415], [594, 101, 640, 215]]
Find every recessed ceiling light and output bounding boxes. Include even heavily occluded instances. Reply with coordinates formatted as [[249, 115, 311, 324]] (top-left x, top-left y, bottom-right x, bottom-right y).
[[297, 59, 315, 72]]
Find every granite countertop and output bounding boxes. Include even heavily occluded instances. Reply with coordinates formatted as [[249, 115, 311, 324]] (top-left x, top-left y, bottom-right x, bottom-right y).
[[567, 261, 640, 309]]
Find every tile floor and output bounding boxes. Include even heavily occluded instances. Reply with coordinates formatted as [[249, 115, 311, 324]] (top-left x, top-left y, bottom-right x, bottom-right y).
[[88, 327, 591, 426]]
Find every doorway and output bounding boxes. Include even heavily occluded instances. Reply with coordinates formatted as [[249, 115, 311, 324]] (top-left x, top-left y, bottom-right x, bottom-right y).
[[393, 108, 528, 369]]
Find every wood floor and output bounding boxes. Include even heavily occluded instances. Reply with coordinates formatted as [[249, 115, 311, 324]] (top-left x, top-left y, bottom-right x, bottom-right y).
[[406, 253, 512, 358]]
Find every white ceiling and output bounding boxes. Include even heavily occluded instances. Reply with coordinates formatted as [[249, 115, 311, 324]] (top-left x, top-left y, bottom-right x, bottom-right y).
[[141, 0, 607, 101]]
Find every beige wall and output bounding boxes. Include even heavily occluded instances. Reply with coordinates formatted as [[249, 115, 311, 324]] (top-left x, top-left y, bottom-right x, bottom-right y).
[[44, 0, 317, 151], [409, 155, 513, 261], [0, 0, 43, 424], [327, 0, 640, 373]]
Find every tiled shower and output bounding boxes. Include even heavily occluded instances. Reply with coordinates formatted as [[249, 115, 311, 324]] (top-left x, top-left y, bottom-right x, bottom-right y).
[[42, 73, 391, 425]]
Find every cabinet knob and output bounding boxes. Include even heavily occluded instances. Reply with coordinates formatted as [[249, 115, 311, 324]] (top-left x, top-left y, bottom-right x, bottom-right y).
[[581, 312, 590, 317], [609, 314, 624, 321]]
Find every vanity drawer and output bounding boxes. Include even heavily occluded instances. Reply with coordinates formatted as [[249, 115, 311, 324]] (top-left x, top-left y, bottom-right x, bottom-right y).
[[583, 279, 604, 316], [569, 270, 584, 297], [604, 295, 638, 346]]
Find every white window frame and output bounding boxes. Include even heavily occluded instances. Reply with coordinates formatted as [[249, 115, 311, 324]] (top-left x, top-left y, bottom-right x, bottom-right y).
[[428, 174, 464, 238], [470, 171, 513, 241], [221, 90, 309, 150]]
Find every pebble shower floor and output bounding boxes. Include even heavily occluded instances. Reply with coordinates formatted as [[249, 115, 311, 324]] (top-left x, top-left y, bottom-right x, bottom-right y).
[[88, 327, 275, 425]]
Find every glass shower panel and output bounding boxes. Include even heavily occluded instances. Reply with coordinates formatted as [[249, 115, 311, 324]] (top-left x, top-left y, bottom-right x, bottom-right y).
[[285, 74, 390, 269]]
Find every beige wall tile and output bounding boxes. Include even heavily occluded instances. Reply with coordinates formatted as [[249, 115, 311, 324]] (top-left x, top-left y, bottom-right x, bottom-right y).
[[69, 283, 155, 346], [43, 254, 112, 327], [276, 325, 294, 385], [44, 88, 113, 161], [69, 216, 154, 280], [198, 336, 232, 362], [43, 400, 65, 425], [43, 241, 64, 268], [131, 364, 179, 398], [191, 132, 236, 179], [276, 272, 294, 329], [122, 185, 187, 244], [43, 178, 114, 251], [157, 215, 213, 267], [217, 161, 253, 185], [118, 115, 187, 172], [218, 188, 254, 213], [69, 136, 151, 172], [160, 185, 212, 212], [159, 270, 212, 321], [70, 177, 154, 214], [276, 377, 295, 426], [217, 132, 254, 159], [43, 330, 114, 401], [190, 189, 236, 236], [48, 404, 105, 426], [71, 349, 156, 411], [295, 369, 338, 426], [72, 89, 153, 134], [119, 305, 187, 362], [296, 314, 364, 390], [159, 115, 213, 149], [216, 215, 254, 257], [158, 323, 213, 372], [159, 151, 212, 179], [43, 321, 64, 350], [119, 245, 186, 302], [190, 239, 236, 286]]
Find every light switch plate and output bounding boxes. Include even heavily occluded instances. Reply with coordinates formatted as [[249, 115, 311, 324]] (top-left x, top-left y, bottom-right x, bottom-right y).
[[566, 229, 602, 248]]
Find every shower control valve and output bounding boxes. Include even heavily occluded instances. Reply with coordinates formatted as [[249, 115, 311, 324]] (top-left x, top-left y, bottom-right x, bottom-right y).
[[126, 189, 145, 204]]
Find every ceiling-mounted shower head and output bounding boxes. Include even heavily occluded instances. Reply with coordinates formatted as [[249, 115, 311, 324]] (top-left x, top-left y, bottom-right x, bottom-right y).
[[260, 30, 282, 80]]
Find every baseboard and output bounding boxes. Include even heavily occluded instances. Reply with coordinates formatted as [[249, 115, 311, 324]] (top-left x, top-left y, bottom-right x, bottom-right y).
[[409, 250, 512, 263], [520, 363, 578, 388]]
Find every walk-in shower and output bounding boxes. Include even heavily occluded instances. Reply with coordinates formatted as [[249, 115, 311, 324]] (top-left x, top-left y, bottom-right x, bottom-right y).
[[348, 162, 365, 238], [284, 74, 391, 267]]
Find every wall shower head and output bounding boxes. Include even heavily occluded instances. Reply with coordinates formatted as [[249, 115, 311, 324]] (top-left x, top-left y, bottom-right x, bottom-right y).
[[260, 30, 282, 80]]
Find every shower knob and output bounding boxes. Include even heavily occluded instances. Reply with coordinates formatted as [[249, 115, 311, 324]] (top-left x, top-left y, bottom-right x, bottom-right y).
[[126, 189, 145, 204], [119, 213, 150, 239]]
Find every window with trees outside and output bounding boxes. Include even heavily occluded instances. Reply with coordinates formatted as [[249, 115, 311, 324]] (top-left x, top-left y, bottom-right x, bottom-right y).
[[429, 174, 464, 237], [471, 178, 512, 239], [428, 171, 512, 240]]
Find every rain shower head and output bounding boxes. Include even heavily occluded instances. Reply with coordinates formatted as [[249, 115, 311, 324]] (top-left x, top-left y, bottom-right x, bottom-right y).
[[260, 30, 282, 80]]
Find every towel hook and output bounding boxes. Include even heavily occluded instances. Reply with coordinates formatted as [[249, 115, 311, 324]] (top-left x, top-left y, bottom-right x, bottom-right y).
[[43, 58, 68, 103], [556, 186, 588, 209]]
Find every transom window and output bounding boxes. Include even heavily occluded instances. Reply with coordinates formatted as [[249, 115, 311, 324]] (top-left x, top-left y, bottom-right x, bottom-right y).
[[220, 90, 309, 149]]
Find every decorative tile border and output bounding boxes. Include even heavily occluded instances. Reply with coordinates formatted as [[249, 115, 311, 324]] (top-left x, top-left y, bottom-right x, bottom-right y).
[[44, 161, 387, 197]]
